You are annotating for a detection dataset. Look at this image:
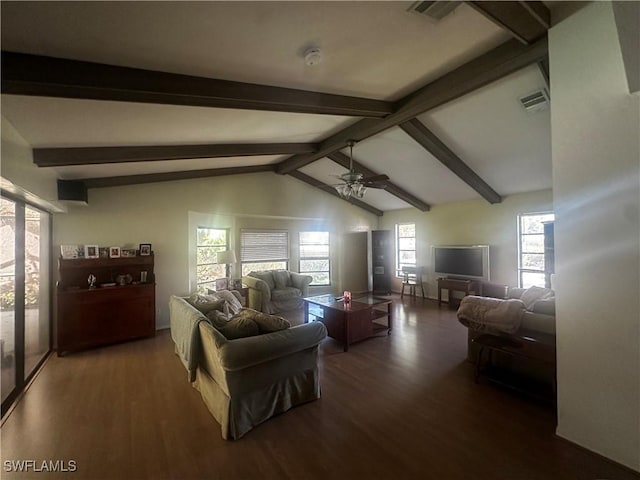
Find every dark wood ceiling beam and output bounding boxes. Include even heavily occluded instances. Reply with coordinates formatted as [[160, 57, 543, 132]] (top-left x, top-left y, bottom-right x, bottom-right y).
[[400, 119, 501, 204], [327, 151, 430, 212], [537, 58, 550, 90], [466, 1, 549, 45], [276, 36, 548, 174], [519, 1, 551, 30], [288, 170, 383, 217], [34, 142, 317, 167], [1, 51, 392, 118], [83, 165, 275, 189]]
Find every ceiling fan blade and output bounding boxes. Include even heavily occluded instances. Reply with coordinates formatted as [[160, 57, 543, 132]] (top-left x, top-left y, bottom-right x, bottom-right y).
[[362, 174, 389, 184]]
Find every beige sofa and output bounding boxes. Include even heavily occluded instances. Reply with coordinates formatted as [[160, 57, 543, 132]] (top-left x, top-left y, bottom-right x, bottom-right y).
[[242, 270, 313, 314], [458, 284, 556, 384], [169, 295, 327, 439]]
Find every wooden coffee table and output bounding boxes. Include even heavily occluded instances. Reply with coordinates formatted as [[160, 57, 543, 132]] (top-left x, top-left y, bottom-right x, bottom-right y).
[[303, 294, 392, 352]]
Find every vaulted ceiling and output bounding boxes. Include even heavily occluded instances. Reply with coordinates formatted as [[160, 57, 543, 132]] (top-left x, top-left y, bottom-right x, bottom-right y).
[[1, 1, 554, 215]]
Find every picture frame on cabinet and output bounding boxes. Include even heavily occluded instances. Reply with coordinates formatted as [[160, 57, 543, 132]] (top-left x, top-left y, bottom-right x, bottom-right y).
[[121, 248, 137, 258], [109, 246, 121, 258], [215, 277, 229, 291], [84, 245, 99, 259], [139, 244, 152, 256], [99, 247, 110, 258], [60, 245, 80, 259]]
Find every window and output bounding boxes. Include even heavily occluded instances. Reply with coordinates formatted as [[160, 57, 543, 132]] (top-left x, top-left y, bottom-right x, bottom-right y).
[[396, 223, 416, 276], [196, 227, 228, 293], [299, 231, 330, 286], [1, 195, 52, 417], [517, 212, 554, 288], [240, 229, 289, 276]]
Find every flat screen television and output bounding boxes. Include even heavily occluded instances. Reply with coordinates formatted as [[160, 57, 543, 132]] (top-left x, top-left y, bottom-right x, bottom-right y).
[[433, 245, 490, 280]]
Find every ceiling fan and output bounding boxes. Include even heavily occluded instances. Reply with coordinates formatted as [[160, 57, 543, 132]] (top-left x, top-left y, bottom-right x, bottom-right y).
[[334, 140, 389, 200]]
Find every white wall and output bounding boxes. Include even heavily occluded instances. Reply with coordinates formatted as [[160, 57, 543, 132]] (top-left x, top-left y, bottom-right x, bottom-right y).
[[550, 2, 640, 470], [53, 172, 378, 329], [379, 189, 553, 297], [1, 115, 62, 211]]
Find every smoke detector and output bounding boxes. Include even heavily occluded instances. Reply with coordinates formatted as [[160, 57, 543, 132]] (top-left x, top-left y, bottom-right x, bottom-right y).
[[303, 48, 322, 67]]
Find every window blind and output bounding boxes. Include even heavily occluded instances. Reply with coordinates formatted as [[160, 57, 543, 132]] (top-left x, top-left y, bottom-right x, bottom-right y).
[[240, 229, 289, 262]]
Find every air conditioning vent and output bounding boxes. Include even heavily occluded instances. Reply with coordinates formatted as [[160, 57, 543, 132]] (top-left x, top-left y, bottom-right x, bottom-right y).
[[519, 88, 550, 113], [408, 1, 462, 21]]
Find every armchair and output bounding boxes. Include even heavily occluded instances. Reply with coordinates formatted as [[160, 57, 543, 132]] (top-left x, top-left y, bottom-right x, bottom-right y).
[[242, 270, 313, 314]]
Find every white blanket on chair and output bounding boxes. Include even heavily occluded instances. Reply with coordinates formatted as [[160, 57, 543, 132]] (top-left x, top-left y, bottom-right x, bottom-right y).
[[456, 296, 525, 334]]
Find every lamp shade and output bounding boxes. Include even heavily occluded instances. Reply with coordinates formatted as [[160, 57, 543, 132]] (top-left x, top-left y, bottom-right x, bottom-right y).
[[216, 250, 237, 265]]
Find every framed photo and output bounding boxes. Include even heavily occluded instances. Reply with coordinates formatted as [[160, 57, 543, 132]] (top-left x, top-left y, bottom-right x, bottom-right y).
[[109, 246, 121, 258], [99, 247, 110, 259], [232, 278, 243, 290], [84, 245, 99, 259], [121, 248, 137, 258], [139, 244, 152, 256], [61, 245, 79, 259], [215, 277, 229, 291]]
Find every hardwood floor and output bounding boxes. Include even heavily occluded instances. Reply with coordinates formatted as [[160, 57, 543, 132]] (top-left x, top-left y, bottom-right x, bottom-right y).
[[1, 295, 637, 480]]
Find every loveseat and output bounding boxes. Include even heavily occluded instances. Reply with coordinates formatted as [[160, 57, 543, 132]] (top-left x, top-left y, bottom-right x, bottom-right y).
[[457, 284, 556, 383], [242, 270, 313, 314], [169, 294, 327, 439]]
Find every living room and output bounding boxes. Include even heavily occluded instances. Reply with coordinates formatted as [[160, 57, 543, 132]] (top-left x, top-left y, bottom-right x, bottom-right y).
[[1, 1, 639, 479]]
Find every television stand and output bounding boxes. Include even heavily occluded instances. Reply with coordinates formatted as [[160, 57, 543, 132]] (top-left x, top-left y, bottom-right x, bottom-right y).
[[437, 277, 480, 307]]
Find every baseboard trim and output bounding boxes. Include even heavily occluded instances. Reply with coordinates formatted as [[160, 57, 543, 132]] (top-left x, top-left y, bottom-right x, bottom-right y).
[[553, 433, 640, 477]]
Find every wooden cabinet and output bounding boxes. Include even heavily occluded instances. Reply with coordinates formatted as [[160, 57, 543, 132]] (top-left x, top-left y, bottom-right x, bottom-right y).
[[371, 230, 392, 294], [437, 277, 480, 307], [57, 255, 156, 356]]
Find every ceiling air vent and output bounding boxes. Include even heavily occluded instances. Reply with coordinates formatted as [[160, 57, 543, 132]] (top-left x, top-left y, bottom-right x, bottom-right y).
[[408, 1, 462, 21], [519, 89, 550, 113]]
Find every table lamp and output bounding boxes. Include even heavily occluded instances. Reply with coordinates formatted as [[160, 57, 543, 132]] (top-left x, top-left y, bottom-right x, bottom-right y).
[[216, 250, 237, 279]]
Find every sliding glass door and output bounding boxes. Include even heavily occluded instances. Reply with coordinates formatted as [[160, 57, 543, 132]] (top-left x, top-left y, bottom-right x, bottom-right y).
[[1, 196, 52, 416], [24, 206, 50, 377], [1, 198, 17, 405]]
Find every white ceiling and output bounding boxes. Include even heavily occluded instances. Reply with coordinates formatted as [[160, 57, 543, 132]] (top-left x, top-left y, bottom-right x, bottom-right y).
[[0, 1, 552, 213]]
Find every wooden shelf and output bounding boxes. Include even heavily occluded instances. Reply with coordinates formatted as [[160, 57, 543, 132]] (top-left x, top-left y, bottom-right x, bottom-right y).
[[59, 254, 154, 269], [57, 254, 156, 356]]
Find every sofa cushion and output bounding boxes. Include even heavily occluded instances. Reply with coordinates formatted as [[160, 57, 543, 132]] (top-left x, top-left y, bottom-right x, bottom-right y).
[[273, 270, 291, 290], [206, 309, 232, 329], [519, 286, 552, 310], [216, 316, 260, 340], [271, 286, 302, 301], [186, 294, 226, 314], [530, 297, 555, 316], [214, 289, 243, 315], [250, 271, 275, 291], [234, 308, 291, 333]]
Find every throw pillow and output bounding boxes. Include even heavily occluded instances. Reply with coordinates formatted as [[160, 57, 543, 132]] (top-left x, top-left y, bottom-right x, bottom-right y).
[[519, 286, 552, 310], [273, 270, 291, 290], [214, 289, 243, 315], [235, 308, 291, 333], [217, 316, 260, 340], [186, 294, 226, 314], [205, 310, 231, 329]]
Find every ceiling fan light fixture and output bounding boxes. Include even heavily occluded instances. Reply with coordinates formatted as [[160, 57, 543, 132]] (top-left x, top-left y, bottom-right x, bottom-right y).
[[353, 183, 367, 199], [333, 139, 385, 201], [336, 184, 352, 199]]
